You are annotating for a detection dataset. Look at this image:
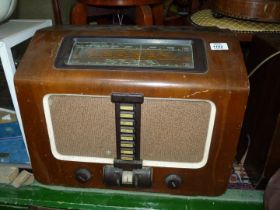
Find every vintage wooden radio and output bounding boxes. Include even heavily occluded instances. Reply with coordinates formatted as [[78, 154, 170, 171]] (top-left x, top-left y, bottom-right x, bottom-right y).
[[15, 26, 248, 195]]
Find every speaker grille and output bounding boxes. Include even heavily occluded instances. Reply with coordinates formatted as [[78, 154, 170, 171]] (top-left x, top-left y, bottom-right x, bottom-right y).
[[141, 99, 211, 163], [46, 95, 116, 160], [44, 94, 214, 168]]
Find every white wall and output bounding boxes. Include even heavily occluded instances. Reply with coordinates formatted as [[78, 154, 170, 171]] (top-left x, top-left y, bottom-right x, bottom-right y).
[[12, 0, 77, 24]]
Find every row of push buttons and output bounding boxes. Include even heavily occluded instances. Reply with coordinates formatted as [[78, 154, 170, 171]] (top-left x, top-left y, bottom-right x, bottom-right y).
[[119, 104, 136, 161]]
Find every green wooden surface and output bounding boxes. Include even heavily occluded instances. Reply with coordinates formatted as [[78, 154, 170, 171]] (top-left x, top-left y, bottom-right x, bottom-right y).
[[0, 183, 264, 210]]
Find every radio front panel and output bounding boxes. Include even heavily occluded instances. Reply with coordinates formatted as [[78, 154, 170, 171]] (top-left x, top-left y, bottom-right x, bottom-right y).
[[43, 94, 215, 169], [15, 26, 249, 195]]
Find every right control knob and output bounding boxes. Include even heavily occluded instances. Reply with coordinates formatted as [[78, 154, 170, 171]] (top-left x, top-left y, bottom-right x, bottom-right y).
[[165, 174, 182, 189]]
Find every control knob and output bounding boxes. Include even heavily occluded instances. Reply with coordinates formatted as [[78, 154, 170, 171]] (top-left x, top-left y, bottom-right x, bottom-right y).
[[75, 168, 92, 183], [165, 174, 182, 189]]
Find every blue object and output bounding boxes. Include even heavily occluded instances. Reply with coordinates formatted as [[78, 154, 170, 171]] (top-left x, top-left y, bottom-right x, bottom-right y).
[[0, 121, 30, 165]]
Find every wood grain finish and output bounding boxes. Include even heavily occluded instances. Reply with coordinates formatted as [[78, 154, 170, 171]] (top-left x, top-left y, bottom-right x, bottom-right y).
[[71, 0, 163, 25], [14, 26, 248, 195], [51, 0, 62, 25], [80, 0, 162, 6], [213, 0, 280, 23], [70, 2, 87, 25]]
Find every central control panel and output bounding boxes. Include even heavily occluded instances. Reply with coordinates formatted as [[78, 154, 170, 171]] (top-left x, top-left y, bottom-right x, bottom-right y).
[[103, 165, 152, 187], [103, 93, 152, 187]]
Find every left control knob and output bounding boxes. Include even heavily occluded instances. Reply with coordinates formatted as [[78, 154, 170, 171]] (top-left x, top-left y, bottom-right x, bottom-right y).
[[75, 168, 92, 183]]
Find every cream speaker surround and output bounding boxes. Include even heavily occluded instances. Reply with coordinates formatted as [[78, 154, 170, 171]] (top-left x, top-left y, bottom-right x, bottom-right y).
[[43, 94, 216, 169]]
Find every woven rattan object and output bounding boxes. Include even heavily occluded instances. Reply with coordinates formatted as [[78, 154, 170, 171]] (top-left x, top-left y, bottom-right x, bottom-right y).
[[191, 9, 280, 33]]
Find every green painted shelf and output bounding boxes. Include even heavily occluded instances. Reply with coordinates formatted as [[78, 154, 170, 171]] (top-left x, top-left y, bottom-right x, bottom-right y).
[[0, 183, 264, 209]]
